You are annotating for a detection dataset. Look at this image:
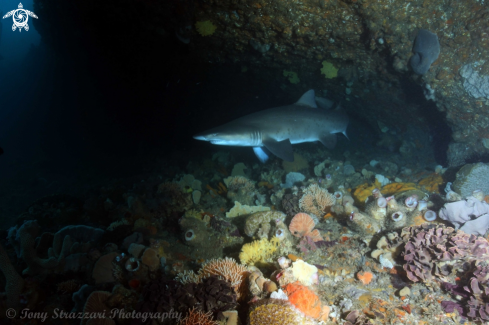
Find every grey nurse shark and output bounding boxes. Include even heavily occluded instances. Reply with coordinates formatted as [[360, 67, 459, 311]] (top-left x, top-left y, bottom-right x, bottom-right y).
[[193, 89, 349, 163]]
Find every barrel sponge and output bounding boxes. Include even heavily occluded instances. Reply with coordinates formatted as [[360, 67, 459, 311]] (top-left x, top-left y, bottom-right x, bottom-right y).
[[195, 20, 217, 36], [249, 298, 317, 325], [0, 243, 24, 309], [452, 162, 489, 198], [409, 29, 440, 75]]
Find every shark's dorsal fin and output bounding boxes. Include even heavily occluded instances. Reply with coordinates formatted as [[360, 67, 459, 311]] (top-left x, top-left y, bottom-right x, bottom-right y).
[[296, 89, 317, 108], [262, 138, 294, 162]]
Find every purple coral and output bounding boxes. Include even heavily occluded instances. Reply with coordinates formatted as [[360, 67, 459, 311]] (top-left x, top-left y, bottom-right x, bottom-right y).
[[441, 263, 489, 321], [402, 224, 489, 321], [401, 224, 489, 282], [440, 301, 465, 316], [297, 235, 318, 254]]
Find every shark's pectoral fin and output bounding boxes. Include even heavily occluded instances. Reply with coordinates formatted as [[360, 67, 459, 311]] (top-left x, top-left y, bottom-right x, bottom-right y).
[[262, 138, 294, 162], [319, 134, 337, 149], [253, 147, 270, 163]]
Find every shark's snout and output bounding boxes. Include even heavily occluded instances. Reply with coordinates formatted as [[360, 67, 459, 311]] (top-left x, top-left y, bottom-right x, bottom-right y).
[[193, 134, 207, 141]]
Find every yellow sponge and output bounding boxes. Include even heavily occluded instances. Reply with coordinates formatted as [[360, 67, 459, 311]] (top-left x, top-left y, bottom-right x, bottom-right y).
[[239, 238, 279, 266], [195, 20, 217, 36], [320, 61, 338, 79]]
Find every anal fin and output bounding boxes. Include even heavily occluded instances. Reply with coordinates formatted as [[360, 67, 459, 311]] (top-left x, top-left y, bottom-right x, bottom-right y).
[[319, 134, 337, 149], [262, 138, 294, 162]]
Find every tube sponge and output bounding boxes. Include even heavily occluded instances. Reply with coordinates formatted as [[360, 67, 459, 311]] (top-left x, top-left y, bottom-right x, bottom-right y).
[[409, 29, 440, 75]]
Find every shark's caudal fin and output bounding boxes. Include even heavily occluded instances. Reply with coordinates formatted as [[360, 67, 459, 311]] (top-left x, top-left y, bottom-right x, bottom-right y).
[[295, 89, 318, 108]]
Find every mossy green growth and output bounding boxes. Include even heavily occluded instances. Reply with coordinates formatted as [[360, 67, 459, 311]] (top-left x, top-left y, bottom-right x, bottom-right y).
[[320, 61, 338, 79], [195, 20, 217, 36], [283, 70, 300, 84]]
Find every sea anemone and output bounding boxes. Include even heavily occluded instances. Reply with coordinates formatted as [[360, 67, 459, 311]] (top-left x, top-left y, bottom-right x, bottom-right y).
[[377, 197, 387, 208], [333, 191, 343, 201], [424, 210, 437, 221], [275, 228, 286, 240], [278, 257, 291, 269], [386, 196, 399, 209], [125, 257, 140, 272], [404, 196, 418, 211], [185, 229, 195, 241], [417, 200, 428, 211], [391, 211, 404, 222], [372, 188, 382, 198]]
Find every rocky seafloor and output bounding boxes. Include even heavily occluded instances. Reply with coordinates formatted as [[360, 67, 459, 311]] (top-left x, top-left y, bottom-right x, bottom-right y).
[[1, 145, 489, 325]]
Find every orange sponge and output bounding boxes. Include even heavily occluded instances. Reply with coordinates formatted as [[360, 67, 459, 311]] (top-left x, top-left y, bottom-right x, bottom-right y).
[[356, 271, 374, 285], [283, 281, 321, 319]]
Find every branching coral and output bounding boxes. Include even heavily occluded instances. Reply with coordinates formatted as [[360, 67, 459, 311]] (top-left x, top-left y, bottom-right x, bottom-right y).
[[299, 184, 335, 217], [137, 276, 236, 322], [179, 307, 219, 325], [176, 257, 250, 301], [199, 257, 249, 289]]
